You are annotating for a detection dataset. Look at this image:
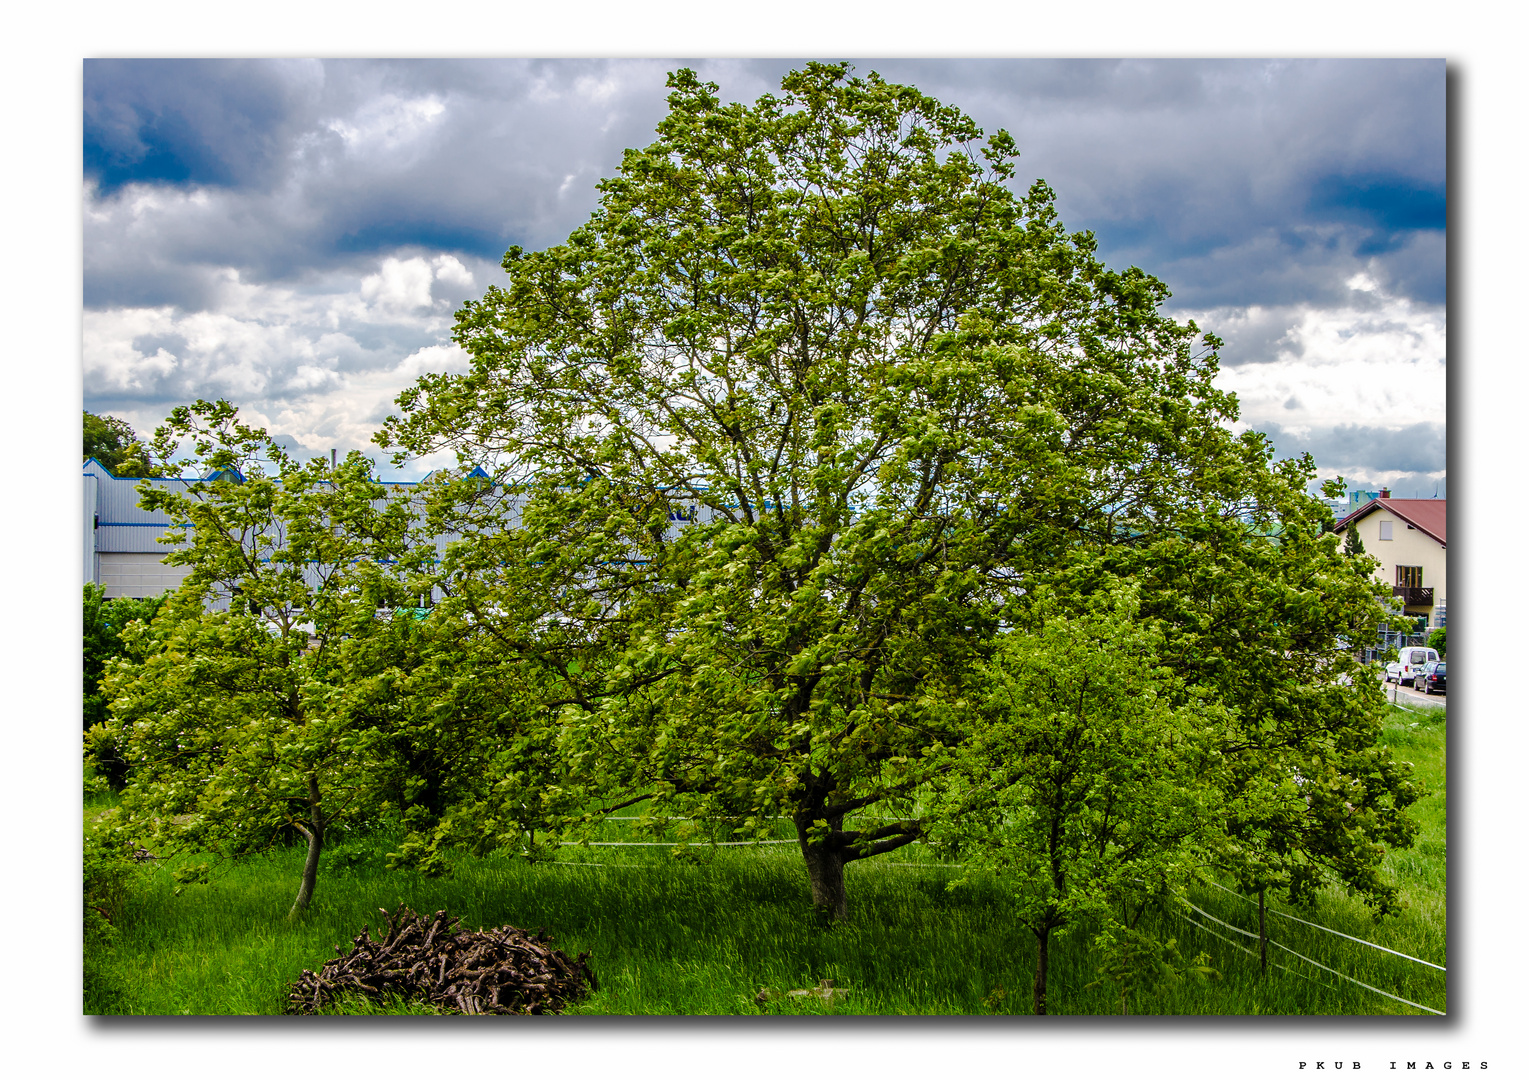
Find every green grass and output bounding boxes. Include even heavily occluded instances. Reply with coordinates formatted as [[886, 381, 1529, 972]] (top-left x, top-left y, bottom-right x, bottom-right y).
[[85, 705, 1445, 1016]]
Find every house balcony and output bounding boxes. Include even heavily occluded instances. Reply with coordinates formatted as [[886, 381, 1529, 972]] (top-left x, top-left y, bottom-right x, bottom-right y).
[[1393, 585, 1434, 608]]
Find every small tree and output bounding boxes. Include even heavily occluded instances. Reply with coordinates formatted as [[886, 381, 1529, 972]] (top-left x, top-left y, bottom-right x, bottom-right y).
[[1427, 624, 1446, 657], [1341, 526, 1366, 558], [94, 401, 431, 917], [1122, 454, 1417, 915], [1085, 924, 1216, 1016], [933, 587, 1228, 1015]]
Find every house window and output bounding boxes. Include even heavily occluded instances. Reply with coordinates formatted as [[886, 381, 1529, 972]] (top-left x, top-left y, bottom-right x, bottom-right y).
[[1396, 565, 1424, 588], [1378, 520, 1393, 541]]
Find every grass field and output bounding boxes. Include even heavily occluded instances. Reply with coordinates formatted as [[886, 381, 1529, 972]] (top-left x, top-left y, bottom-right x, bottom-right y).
[[84, 703, 1445, 1016]]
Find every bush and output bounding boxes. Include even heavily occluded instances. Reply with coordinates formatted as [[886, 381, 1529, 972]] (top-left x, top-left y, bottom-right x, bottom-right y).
[[83, 836, 139, 1013], [84, 584, 168, 789]]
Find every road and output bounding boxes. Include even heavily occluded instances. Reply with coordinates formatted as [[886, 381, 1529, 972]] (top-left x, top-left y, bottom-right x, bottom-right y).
[[1378, 673, 1446, 709]]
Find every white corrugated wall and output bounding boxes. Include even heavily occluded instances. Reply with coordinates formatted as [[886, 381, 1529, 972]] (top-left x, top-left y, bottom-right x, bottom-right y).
[[84, 473, 98, 585]]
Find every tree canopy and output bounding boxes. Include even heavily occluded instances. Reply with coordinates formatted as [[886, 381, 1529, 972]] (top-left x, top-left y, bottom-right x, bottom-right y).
[[84, 410, 163, 476], [379, 64, 1415, 920]]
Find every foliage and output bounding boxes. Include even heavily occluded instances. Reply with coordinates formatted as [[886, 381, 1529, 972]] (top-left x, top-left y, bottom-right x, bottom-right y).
[[1427, 624, 1445, 657], [93, 401, 437, 917], [84, 410, 163, 476], [380, 62, 1260, 919], [931, 587, 1229, 1013], [84, 584, 169, 788], [83, 832, 138, 1014], [1106, 455, 1417, 916], [1086, 925, 1217, 1016], [333, 603, 568, 877]]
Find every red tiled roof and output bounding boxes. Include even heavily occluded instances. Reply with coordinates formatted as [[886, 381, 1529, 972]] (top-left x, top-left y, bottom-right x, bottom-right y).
[[1334, 498, 1446, 546]]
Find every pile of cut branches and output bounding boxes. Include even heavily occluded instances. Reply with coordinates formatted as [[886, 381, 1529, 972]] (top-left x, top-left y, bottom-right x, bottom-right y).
[[285, 906, 597, 1015]]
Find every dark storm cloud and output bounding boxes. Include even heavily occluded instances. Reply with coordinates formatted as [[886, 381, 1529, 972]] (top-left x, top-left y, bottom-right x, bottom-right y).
[[848, 58, 1445, 309], [85, 59, 325, 193], [83, 58, 1445, 316], [1256, 421, 1446, 476], [84, 58, 693, 309]]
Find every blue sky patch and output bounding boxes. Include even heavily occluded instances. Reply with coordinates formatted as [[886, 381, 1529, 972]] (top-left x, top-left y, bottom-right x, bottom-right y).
[[1307, 173, 1446, 234]]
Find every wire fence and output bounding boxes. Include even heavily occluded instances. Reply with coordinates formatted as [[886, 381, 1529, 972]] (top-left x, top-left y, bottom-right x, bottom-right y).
[[547, 820, 1444, 1015], [1201, 880, 1445, 972], [1170, 894, 1444, 1015]]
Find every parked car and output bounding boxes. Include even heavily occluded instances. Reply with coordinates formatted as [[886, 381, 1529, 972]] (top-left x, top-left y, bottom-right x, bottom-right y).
[[1411, 660, 1447, 695], [1386, 646, 1440, 684]]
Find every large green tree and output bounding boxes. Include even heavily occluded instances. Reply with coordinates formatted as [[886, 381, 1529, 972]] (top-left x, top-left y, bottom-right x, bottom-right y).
[[379, 63, 1380, 920]]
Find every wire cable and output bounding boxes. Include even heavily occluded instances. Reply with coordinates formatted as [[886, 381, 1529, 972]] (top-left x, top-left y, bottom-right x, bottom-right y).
[[1200, 881, 1446, 972], [1174, 897, 1443, 1015], [558, 839, 796, 847]]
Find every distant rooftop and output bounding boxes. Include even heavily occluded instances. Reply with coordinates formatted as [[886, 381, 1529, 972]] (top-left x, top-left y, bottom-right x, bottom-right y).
[[1334, 496, 1446, 546]]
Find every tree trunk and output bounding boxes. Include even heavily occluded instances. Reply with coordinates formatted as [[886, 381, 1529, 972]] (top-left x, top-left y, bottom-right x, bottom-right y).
[[288, 774, 325, 920], [795, 814, 847, 921], [1032, 925, 1051, 1015]]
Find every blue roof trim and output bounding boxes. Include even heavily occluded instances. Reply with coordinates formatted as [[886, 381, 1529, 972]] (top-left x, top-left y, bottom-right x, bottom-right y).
[[84, 456, 240, 483], [418, 465, 496, 483]]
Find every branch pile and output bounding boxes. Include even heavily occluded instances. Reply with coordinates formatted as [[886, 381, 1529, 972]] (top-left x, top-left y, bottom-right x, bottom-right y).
[[285, 905, 597, 1015]]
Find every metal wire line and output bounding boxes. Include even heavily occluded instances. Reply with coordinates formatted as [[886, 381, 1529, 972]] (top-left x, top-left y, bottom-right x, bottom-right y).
[[1200, 880, 1446, 972], [1175, 896, 1444, 1016]]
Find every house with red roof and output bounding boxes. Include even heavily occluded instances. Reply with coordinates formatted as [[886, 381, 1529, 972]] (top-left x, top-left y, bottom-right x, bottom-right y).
[[1332, 491, 1447, 628]]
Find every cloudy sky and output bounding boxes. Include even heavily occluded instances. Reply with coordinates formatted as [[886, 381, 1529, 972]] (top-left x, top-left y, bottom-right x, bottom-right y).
[[82, 58, 1445, 494]]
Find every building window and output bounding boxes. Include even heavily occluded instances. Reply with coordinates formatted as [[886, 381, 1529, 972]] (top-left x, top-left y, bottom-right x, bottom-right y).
[[1378, 520, 1393, 541], [1396, 565, 1423, 588]]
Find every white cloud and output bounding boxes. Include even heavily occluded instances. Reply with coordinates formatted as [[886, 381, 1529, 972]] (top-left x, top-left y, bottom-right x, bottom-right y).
[[283, 363, 344, 393], [82, 308, 181, 393], [84, 251, 481, 476], [432, 254, 474, 290], [1191, 277, 1445, 436], [360, 256, 437, 316], [324, 94, 446, 155]]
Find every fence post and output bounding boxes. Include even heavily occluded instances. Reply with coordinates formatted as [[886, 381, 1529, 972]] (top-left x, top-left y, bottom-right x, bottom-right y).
[[1259, 887, 1268, 976]]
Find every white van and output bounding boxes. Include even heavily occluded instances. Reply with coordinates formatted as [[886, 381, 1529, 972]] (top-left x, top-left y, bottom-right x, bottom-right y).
[[1385, 646, 1440, 684]]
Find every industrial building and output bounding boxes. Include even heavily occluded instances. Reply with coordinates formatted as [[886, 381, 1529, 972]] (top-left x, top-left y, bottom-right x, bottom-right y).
[[84, 457, 201, 598]]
